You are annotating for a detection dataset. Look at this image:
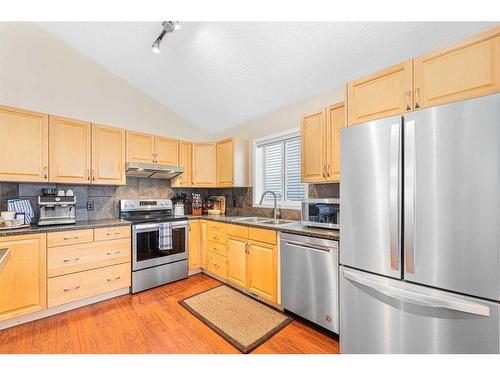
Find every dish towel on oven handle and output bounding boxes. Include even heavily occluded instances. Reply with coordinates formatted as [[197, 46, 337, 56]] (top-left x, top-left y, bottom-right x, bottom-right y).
[[7, 199, 34, 224], [159, 222, 173, 250]]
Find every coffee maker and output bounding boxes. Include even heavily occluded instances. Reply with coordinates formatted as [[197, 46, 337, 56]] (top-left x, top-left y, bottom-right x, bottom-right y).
[[38, 194, 76, 226]]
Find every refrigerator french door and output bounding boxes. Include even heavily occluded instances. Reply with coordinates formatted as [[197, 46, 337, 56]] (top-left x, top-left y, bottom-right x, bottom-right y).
[[340, 93, 500, 354]]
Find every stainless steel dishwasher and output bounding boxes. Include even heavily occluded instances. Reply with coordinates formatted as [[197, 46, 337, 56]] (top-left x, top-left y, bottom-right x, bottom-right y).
[[280, 232, 339, 333]]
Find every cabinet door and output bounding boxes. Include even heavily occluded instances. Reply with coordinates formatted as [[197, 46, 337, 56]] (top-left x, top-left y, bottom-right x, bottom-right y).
[[326, 103, 346, 181], [49, 116, 91, 183], [171, 141, 192, 187], [226, 236, 248, 288], [155, 136, 179, 166], [301, 109, 326, 182], [247, 240, 277, 303], [192, 143, 216, 187], [347, 60, 413, 125], [200, 220, 208, 269], [216, 138, 234, 187], [92, 124, 126, 185], [126, 131, 155, 164], [414, 29, 500, 109], [0, 233, 46, 322], [188, 220, 201, 270], [0, 106, 49, 183]]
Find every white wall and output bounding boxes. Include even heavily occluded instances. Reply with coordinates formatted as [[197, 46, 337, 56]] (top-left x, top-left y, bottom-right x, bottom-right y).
[[0, 22, 209, 141], [213, 85, 345, 185]]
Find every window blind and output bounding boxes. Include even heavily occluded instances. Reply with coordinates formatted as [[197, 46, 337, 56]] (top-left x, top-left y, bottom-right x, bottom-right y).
[[260, 133, 306, 204]]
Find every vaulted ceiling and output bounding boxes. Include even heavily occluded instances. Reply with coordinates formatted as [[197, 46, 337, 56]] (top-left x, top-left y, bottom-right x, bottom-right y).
[[37, 22, 496, 134]]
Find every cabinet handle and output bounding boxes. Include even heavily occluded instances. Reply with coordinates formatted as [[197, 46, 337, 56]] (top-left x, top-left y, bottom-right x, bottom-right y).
[[107, 276, 121, 282], [87, 169, 90, 181], [322, 165, 327, 178], [63, 257, 80, 263], [106, 251, 121, 255], [405, 90, 412, 111], [92, 169, 96, 181], [106, 232, 121, 236], [63, 236, 79, 240], [213, 264, 219, 269], [415, 88, 420, 109], [63, 285, 80, 292], [43, 166, 48, 180], [327, 164, 331, 177]]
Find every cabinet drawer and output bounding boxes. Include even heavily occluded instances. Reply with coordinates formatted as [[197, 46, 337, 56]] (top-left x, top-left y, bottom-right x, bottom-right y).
[[207, 240, 227, 256], [48, 238, 131, 277], [94, 226, 131, 241], [227, 224, 248, 238], [248, 227, 277, 245], [47, 229, 94, 247], [48, 262, 131, 308], [207, 221, 226, 233], [207, 251, 227, 279], [208, 230, 227, 245]]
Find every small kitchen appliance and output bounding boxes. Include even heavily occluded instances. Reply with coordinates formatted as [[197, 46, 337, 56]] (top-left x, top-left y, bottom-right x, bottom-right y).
[[301, 198, 340, 229], [37, 195, 76, 226]]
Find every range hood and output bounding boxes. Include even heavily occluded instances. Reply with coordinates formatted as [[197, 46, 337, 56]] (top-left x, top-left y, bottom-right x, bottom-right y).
[[125, 162, 184, 179]]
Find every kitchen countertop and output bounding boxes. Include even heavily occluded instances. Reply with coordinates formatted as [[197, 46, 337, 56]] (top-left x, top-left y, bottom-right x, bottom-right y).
[[0, 218, 131, 237], [185, 215, 339, 241]]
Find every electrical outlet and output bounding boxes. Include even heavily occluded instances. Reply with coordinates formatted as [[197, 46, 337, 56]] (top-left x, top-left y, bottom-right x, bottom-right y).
[[87, 201, 94, 211]]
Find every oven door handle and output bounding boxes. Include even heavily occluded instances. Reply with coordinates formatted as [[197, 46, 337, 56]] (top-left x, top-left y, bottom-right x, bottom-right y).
[[133, 221, 188, 231]]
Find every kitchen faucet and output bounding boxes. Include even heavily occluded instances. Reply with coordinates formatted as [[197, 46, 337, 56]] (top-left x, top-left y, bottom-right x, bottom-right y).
[[259, 191, 281, 220]]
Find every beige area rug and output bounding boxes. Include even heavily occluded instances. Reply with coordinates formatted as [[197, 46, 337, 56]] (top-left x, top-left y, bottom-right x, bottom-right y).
[[179, 285, 293, 353]]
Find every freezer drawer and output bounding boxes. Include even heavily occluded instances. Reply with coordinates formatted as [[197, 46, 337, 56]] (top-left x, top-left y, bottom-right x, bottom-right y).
[[340, 266, 500, 354], [280, 232, 339, 333]]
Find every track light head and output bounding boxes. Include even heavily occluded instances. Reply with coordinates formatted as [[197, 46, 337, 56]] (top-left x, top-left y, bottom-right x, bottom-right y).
[[151, 21, 180, 54]]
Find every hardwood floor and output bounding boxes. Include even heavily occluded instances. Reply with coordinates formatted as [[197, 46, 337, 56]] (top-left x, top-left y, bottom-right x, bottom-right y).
[[0, 273, 339, 354]]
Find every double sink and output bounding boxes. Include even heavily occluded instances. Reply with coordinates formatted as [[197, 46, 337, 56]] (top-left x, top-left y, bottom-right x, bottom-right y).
[[233, 217, 295, 227]]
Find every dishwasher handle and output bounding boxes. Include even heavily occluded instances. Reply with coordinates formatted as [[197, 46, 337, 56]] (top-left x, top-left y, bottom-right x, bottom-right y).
[[285, 240, 338, 253]]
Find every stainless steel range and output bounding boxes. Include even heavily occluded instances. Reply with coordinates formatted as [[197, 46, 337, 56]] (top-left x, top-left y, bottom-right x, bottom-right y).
[[119, 199, 188, 293]]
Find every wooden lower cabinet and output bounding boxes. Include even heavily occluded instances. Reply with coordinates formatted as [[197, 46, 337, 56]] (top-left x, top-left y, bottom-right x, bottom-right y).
[[48, 262, 131, 308], [247, 240, 277, 302], [47, 238, 131, 277], [188, 220, 201, 270], [225, 227, 278, 303], [207, 251, 227, 279], [0, 234, 47, 322], [226, 236, 248, 288], [200, 220, 208, 269]]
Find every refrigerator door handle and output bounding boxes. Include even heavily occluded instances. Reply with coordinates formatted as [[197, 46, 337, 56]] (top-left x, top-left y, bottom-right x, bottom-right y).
[[343, 269, 490, 317], [404, 119, 416, 273], [389, 122, 401, 271]]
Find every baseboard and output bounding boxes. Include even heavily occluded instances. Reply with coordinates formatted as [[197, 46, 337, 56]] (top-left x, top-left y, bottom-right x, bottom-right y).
[[0, 287, 130, 331]]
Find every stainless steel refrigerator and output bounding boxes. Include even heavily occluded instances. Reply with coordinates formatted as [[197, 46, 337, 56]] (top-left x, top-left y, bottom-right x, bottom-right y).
[[340, 93, 500, 354]]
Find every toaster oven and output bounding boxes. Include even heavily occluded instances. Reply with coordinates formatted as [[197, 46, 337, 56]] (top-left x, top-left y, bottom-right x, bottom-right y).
[[301, 198, 340, 229]]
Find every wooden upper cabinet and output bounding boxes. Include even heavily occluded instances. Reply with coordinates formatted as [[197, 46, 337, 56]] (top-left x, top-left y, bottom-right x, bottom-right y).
[[247, 240, 277, 303], [0, 105, 49, 182], [326, 103, 346, 182], [171, 141, 193, 187], [301, 109, 327, 182], [0, 233, 47, 322], [216, 138, 234, 187], [126, 131, 155, 164], [192, 143, 216, 187], [92, 124, 126, 185], [155, 136, 179, 166], [49, 115, 91, 184], [347, 60, 413, 125], [414, 27, 500, 109]]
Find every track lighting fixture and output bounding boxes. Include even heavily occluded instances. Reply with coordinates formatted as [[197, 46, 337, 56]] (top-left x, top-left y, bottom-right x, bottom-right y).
[[151, 21, 180, 54]]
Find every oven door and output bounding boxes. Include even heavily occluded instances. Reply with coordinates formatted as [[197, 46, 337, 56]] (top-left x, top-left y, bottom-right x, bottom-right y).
[[132, 221, 188, 271], [301, 199, 340, 229]]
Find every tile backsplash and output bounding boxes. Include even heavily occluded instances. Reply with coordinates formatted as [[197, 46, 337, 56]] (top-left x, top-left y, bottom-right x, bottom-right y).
[[0, 178, 339, 222]]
